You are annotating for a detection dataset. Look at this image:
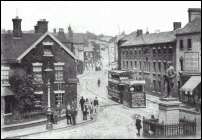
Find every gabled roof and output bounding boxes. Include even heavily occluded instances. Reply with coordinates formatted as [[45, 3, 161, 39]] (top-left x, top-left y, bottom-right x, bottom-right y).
[[176, 17, 201, 35], [1, 32, 77, 63], [120, 31, 176, 47], [1, 33, 43, 63]]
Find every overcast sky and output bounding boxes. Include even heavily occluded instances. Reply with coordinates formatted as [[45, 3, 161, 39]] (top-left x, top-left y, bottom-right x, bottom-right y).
[[1, 1, 201, 36]]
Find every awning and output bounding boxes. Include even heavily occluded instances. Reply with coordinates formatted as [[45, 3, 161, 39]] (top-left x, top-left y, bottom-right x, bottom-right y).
[[1, 87, 14, 97], [180, 76, 201, 94]]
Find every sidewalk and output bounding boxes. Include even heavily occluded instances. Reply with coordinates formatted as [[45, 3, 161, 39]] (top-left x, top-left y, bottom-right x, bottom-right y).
[[1, 109, 96, 139]]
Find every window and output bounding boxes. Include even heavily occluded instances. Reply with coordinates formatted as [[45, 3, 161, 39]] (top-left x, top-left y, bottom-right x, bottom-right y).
[[187, 39, 192, 50], [153, 80, 156, 91], [163, 47, 167, 54], [139, 61, 142, 70], [158, 81, 161, 92], [54, 63, 64, 81], [180, 40, 184, 50], [153, 62, 156, 72], [134, 85, 143, 92], [148, 62, 151, 72], [158, 48, 161, 55], [55, 93, 64, 105], [168, 47, 173, 54], [153, 48, 156, 56], [1, 66, 10, 86], [164, 62, 167, 72], [130, 61, 133, 68], [158, 62, 161, 72], [135, 61, 137, 68], [32, 63, 43, 83], [126, 61, 128, 69]]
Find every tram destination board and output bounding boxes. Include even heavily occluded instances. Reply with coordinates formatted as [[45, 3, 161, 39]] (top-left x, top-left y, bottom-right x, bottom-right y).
[[131, 93, 146, 107]]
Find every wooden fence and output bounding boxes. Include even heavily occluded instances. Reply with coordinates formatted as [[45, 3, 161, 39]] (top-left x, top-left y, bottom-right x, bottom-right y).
[[143, 118, 196, 137]]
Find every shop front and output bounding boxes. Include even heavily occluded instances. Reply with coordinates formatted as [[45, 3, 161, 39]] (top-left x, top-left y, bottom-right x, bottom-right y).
[[179, 75, 201, 111]]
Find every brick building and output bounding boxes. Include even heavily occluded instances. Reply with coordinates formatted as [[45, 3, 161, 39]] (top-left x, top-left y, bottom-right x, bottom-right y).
[[176, 8, 201, 108], [1, 17, 78, 124], [118, 25, 182, 97]]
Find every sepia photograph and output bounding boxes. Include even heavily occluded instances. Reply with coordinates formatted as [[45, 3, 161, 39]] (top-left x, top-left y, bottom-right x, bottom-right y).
[[1, 1, 201, 139]]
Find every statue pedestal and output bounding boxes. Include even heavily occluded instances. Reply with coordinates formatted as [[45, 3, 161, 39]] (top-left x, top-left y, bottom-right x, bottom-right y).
[[159, 97, 181, 124]]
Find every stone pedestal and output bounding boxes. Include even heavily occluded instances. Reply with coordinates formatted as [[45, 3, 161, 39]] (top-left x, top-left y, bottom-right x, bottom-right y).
[[159, 97, 181, 124]]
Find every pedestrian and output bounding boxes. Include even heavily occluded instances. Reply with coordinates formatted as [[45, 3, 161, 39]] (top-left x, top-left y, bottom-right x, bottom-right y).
[[93, 97, 99, 113], [83, 102, 88, 120], [79, 96, 85, 112], [71, 99, 77, 125], [56, 103, 61, 120], [89, 102, 94, 120], [66, 104, 72, 125], [97, 78, 101, 87], [149, 115, 156, 136], [135, 115, 142, 136]]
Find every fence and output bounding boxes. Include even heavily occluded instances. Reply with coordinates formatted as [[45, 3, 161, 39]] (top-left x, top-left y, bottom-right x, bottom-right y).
[[143, 118, 196, 137], [4, 109, 46, 125]]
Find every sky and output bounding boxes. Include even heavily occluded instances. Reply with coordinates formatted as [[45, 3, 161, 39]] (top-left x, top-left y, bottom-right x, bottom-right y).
[[1, 1, 201, 36]]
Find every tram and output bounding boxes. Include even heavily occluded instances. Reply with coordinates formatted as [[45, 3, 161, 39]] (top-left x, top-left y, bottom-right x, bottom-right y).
[[107, 69, 146, 108]]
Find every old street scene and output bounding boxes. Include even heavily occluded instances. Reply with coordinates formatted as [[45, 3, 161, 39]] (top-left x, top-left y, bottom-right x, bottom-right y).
[[1, 1, 201, 139]]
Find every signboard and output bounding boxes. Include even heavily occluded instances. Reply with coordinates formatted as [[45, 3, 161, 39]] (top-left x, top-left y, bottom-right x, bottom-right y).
[[184, 52, 199, 72], [131, 93, 146, 107]]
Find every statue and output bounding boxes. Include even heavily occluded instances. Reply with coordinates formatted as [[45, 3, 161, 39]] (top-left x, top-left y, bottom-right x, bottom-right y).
[[163, 63, 176, 98]]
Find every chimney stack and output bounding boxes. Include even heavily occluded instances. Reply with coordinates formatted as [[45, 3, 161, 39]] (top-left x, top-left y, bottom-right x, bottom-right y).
[[35, 19, 48, 33], [12, 16, 22, 37], [188, 8, 201, 22], [173, 22, 181, 30], [53, 28, 56, 34], [136, 29, 143, 37]]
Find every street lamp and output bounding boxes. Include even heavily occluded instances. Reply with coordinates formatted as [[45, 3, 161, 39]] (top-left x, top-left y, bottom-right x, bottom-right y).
[[44, 65, 53, 130]]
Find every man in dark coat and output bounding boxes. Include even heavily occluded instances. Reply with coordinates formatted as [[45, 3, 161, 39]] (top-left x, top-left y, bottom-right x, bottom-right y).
[[93, 97, 99, 113], [79, 96, 85, 112], [135, 116, 142, 136], [71, 99, 77, 125], [66, 104, 72, 125]]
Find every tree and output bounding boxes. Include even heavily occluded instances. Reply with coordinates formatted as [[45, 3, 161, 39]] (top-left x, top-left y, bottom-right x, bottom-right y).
[[9, 73, 36, 113]]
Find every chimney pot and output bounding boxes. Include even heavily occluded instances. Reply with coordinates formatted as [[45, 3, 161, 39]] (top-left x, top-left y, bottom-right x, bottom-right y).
[[173, 22, 181, 30], [12, 17, 22, 37], [136, 29, 143, 36], [36, 19, 48, 33], [188, 8, 201, 22]]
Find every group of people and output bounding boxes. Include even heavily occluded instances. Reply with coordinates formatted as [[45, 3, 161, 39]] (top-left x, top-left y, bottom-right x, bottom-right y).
[[79, 96, 99, 121], [65, 98, 77, 125]]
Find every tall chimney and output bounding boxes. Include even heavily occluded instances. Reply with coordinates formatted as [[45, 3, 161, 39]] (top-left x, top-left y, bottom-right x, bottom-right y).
[[12, 16, 22, 37], [188, 8, 201, 22], [34, 25, 39, 33], [37, 19, 48, 33], [173, 22, 181, 30], [136, 29, 143, 37], [53, 28, 56, 34]]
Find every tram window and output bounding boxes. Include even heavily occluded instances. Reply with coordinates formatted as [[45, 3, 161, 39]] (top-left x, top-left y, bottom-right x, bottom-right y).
[[135, 85, 143, 92]]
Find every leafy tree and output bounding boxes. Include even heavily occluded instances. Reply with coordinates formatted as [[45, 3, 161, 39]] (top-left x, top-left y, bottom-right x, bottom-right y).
[[9, 73, 36, 113]]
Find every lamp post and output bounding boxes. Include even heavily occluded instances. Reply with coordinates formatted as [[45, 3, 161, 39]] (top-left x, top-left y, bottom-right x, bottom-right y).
[[44, 65, 53, 130]]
